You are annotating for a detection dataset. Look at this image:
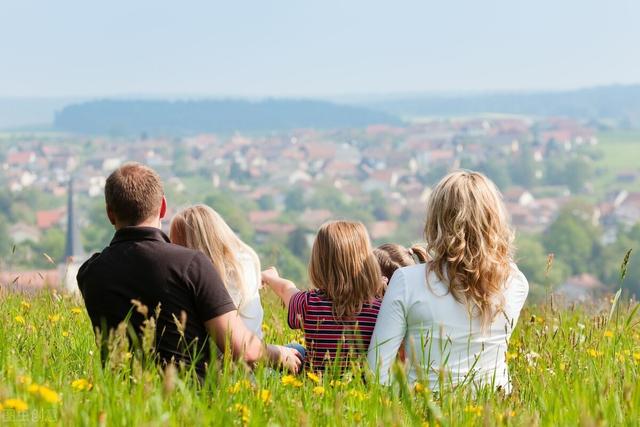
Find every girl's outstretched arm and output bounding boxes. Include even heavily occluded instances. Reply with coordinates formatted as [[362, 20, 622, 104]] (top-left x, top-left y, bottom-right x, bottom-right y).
[[261, 267, 299, 307]]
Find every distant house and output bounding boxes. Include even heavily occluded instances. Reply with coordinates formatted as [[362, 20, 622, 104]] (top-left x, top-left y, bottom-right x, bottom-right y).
[[369, 221, 398, 240], [9, 223, 41, 244], [555, 274, 605, 302], [36, 208, 65, 229], [254, 223, 297, 243], [249, 210, 280, 224], [616, 171, 639, 184], [298, 209, 333, 230], [613, 191, 640, 227], [6, 151, 37, 167], [504, 187, 535, 207]]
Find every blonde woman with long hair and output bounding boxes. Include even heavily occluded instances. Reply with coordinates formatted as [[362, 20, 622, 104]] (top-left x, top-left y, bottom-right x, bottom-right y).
[[368, 171, 529, 391], [170, 205, 264, 337]]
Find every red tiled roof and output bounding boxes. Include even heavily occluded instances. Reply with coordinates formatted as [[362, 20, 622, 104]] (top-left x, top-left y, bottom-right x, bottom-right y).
[[37, 208, 65, 229], [249, 210, 280, 224]]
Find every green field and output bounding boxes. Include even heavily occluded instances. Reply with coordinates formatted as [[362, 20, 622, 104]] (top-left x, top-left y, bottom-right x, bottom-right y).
[[593, 131, 640, 194], [0, 288, 639, 426]]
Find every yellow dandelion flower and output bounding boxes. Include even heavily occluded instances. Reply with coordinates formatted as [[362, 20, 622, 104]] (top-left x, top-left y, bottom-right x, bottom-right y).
[[306, 372, 321, 384], [330, 379, 344, 388], [62, 331, 70, 338], [14, 315, 25, 325], [233, 403, 250, 424], [28, 385, 62, 404], [464, 405, 483, 416], [348, 389, 367, 401], [354, 413, 362, 422], [228, 380, 251, 394], [633, 353, 640, 362], [48, 314, 61, 323], [313, 386, 325, 396], [506, 351, 518, 361], [281, 375, 303, 387], [21, 300, 31, 310], [71, 379, 93, 391], [587, 349, 603, 358], [37, 386, 61, 404], [71, 307, 83, 315], [259, 389, 271, 404], [3, 398, 28, 412], [262, 323, 270, 332], [16, 375, 32, 385], [603, 330, 614, 338], [414, 382, 425, 393]]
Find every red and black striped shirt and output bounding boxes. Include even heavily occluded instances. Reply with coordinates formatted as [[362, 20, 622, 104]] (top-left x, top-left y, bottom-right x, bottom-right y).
[[288, 290, 382, 371]]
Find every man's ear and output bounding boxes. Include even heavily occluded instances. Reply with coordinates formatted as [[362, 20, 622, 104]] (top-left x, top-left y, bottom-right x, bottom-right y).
[[106, 205, 116, 226], [159, 196, 167, 220]]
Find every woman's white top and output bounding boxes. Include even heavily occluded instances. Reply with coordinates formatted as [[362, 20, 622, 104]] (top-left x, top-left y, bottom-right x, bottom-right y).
[[225, 251, 264, 338], [367, 263, 528, 391]]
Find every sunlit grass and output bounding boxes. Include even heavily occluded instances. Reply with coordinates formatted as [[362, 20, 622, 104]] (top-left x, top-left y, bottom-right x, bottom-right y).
[[0, 288, 638, 426]]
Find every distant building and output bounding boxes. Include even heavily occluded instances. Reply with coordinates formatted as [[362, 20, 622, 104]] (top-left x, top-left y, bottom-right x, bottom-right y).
[[9, 223, 41, 244], [59, 178, 88, 293], [555, 274, 605, 302]]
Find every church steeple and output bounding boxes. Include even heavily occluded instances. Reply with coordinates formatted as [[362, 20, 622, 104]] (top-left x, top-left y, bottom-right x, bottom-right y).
[[64, 177, 84, 261]]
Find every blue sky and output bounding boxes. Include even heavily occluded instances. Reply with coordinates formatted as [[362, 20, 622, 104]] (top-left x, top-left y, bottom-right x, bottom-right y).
[[1, 0, 639, 97]]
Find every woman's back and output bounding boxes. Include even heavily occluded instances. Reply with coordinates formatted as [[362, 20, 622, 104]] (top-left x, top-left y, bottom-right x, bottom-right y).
[[226, 250, 264, 338], [368, 263, 528, 390]]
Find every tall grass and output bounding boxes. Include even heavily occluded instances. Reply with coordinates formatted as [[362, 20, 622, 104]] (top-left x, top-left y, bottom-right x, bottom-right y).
[[0, 287, 638, 426]]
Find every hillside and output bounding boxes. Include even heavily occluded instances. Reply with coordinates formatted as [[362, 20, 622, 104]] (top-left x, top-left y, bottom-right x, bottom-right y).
[[53, 99, 401, 135], [362, 84, 640, 124]]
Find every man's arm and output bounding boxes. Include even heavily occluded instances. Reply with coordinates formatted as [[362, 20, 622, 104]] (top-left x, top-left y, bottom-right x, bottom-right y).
[[261, 267, 299, 307], [204, 310, 302, 372]]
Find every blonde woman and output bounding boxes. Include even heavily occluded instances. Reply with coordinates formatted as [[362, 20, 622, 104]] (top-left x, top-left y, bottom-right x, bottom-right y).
[[368, 171, 529, 391], [170, 205, 264, 338]]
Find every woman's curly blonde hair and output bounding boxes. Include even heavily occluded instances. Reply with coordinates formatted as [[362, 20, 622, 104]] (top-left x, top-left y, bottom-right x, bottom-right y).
[[425, 170, 514, 331]]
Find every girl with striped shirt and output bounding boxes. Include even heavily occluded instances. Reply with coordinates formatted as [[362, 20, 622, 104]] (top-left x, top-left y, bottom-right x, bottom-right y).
[[261, 220, 384, 372]]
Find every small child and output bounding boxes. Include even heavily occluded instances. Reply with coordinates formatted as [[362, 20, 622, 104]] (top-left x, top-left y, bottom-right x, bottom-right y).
[[374, 243, 429, 286], [262, 220, 384, 372], [373, 243, 429, 362]]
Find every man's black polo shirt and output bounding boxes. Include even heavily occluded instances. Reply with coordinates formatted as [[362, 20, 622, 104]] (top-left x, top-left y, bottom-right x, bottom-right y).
[[77, 226, 236, 374]]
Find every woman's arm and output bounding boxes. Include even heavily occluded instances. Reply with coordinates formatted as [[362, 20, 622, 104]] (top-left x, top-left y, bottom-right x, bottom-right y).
[[367, 269, 408, 385], [261, 267, 299, 307]]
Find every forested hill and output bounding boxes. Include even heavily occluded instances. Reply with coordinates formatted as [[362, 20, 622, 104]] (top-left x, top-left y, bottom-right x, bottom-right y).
[[53, 99, 401, 135], [362, 84, 640, 124]]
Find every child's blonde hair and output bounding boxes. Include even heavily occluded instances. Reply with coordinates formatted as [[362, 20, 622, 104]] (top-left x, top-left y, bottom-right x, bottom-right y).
[[170, 204, 260, 298], [308, 220, 382, 318], [425, 170, 514, 330], [374, 243, 429, 283]]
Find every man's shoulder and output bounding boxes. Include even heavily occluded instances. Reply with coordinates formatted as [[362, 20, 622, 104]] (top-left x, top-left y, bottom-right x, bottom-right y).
[[78, 252, 102, 277], [156, 240, 202, 260]]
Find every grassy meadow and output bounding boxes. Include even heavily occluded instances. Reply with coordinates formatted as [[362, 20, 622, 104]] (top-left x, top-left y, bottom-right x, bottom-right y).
[[593, 130, 640, 194], [0, 284, 639, 427]]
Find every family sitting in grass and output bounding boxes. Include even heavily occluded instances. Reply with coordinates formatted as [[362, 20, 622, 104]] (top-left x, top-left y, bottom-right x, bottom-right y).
[[77, 162, 528, 391]]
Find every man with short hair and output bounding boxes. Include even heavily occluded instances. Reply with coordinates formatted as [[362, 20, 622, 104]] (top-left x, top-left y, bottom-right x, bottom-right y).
[[78, 162, 301, 374]]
